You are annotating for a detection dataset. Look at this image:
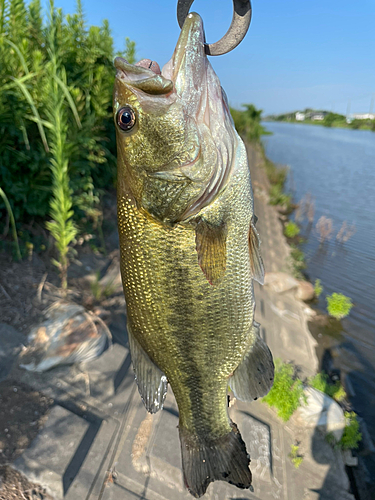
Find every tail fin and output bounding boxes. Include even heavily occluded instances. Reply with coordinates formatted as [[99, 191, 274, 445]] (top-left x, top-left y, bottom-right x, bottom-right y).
[[179, 421, 252, 498]]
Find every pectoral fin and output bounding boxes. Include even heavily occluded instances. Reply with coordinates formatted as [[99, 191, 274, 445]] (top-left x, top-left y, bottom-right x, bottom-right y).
[[249, 218, 265, 285], [195, 218, 227, 286], [128, 326, 168, 413], [229, 322, 274, 402]]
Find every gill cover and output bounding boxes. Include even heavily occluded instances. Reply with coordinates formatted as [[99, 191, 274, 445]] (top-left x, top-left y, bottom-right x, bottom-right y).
[[114, 13, 237, 224]]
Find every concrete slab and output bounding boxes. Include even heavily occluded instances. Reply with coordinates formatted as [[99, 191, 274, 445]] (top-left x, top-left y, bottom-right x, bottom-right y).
[[13, 405, 91, 499]]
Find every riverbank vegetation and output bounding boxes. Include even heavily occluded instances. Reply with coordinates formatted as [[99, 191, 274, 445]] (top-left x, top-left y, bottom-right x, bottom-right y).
[[230, 104, 270, 143], [0, 0, 135, 285], [263, 361, 362, 451], [309, 371, 347, 402]]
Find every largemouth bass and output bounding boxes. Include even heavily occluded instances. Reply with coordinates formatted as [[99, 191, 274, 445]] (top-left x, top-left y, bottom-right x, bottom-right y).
[[113, 12, 274, 498]]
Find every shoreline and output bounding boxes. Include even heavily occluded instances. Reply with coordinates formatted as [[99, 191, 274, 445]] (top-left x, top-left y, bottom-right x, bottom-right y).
[[263, 119, 375, 132], [250, 139, 374, 499]]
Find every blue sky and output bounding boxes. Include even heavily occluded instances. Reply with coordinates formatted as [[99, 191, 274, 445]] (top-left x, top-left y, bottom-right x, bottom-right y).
[[42, 0, 375, 115]]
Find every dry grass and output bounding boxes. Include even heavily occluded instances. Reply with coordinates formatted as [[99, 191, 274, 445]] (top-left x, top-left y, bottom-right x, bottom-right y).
[[316, 216, 333, 243]]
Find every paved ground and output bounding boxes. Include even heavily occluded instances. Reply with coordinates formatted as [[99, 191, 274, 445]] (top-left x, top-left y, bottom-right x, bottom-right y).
[[4, 146, 354, 500]]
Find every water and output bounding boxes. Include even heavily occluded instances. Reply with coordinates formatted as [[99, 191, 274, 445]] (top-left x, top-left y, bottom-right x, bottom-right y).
[[262, 122, 375, 468]]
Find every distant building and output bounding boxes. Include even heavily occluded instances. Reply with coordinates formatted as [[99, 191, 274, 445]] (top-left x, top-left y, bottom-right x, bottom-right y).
[[295, 112, 305, 121], [351, 113, 375, 120], [310, 112, 326, 121]]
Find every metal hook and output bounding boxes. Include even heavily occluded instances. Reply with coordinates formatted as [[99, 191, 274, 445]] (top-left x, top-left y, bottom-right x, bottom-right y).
[[177, 0, 252, 56]]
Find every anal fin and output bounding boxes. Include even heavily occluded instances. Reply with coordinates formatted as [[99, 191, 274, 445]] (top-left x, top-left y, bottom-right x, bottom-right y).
[[128, 326, 168, 413], [229, 322, 274, 402]]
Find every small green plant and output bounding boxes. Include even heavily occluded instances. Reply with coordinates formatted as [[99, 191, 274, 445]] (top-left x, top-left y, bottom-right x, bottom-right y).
[[269, 185, 292, 207], [90, 271, 116, 300], [326, 412, 362, 450], [340, 412, 362, 450], [309, 371, 347, 402], [284, 221, 300, 239], [314, 279, 323, 298], [0, 188, 21, 260], [263, 360, 305, 421], [290, 246, 307, 279], [326, 293, 353, 319], [289, 444, 303, 468], [325, 432, 337, 447]]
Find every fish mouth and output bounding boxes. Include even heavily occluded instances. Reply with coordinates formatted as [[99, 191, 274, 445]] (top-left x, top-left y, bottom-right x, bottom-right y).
[[114, 14, 236, 223], [114, 13, 205, 94]]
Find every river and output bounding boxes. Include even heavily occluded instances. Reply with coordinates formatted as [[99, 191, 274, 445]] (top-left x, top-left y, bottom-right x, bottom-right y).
[[262, 122, 375, 478]]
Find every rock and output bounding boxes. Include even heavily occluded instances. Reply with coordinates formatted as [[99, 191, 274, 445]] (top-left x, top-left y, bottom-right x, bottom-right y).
[[19, 301, 112, 372], [99, 249, 122, 294], [296, 387, 346, 441], [264, 272, 298, 293], [303, 305, 317, 318], [0, 323, 25, 380], [296, 280, 315, 301], [342, 449, 358, 467]]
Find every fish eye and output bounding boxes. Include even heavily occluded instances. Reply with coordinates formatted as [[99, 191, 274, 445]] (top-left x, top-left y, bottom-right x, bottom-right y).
[[116, 106, 136, 131]]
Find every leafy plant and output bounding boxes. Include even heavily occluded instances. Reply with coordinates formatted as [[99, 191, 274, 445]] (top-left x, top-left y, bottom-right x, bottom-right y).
[[90, 270, 116, 300], [0, 187, 22, 260], [0, 0, 136, 259], [309, 371, 346, 402], [230, 104, 269, 143], [290, 246, 306, 279], [325, 412, 362, 450], [269, 184, 292, 207], [326, 293, 353, 319], [284, 221, 300, 238], [289, 444, 303, 468], [263, 360, 305, 421], [340, 412, 362, 450], [314, 279, 323, 298]]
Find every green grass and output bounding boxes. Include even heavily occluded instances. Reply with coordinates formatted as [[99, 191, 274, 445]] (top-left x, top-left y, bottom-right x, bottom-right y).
[[314, 279, 323, 298], [326, 412, 362, 450], [326, 293, 353, 319], [340, 412, 362, 450], [262, 361, 305, 421], [309, 371, 347, 402], [289, 444, 303, 468], [284, 221, 300, 238], [90, 271, 116, 300], [0, 187, 21, 261], [269, 184, 292, 207], [290, 246, 307, 279]]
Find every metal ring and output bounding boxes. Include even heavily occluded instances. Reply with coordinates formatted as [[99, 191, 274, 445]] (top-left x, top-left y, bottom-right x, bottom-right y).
[[177, 0, 252, 56]]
